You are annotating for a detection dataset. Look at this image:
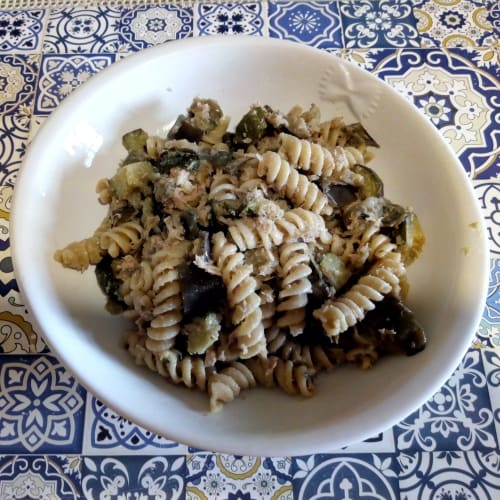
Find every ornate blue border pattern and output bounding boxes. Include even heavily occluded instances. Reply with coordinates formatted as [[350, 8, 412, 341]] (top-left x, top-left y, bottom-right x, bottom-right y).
[[83, 395, 187, 454], [339, 0, 419, 48], [0, 455, 82, 498], [34, 53, 115, 114], [0, 53, 38, 114], [413, 0, 496, 48], [373, 49, 499, 179], [394, 349, 497, 453], [0, 9, 46, 52], [43, 7, 122, 53], [292, 454, 399, 499], [195, 2, 265, 36], [0, 2, 499, 499], [82, 455, 185, 499], [269, 1, 343, 49], [120, 4, 192, 50], [0, 355, 86, 454]]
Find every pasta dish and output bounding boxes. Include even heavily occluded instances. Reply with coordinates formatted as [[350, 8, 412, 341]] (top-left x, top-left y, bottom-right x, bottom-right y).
[[54, 98, 426, 411]]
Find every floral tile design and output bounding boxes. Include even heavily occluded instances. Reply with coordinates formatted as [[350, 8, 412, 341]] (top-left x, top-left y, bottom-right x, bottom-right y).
[[414, 0, 496, 48], [339, 0, 419, 48], [82, 455, 185, 499], [82, 395, 187, 455], [374, 49, 499, 179], [474, 183, 500, 257], [394, 349, 497, 452], [0, 112, 31, 187], [482, 349, 500, 445], [292, 454, 399, 499], [120, 5, 192, 50], [0, 355, 86, 453], [195, 2, 265, 36], [484, 258, 500, 326], [0, 9, 46, 52], [487, 0, 500, 36], [34, 54, 114, 114], [0, 455, 82, 499], [398, 451, 500, 499], [0, 309, 45, 354], [43, 7, 121, 53], [186, 454, 292, 499], [269, 1, 342, 49], [0, 53, 38, 115]]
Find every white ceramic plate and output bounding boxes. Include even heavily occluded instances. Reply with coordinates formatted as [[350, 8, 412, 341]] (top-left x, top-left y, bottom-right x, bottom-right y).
[[11, 36, 489, 456]]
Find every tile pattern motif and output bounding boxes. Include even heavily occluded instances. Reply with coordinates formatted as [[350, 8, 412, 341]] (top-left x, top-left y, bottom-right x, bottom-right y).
[[0, 1, 498, 498]]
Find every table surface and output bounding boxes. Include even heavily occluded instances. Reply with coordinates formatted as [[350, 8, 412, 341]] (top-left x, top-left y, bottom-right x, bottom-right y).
[[0, 0, 498, 498]]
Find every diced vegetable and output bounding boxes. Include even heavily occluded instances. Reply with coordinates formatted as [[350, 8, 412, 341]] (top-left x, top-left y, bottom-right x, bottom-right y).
[[156, 149, 200, 173], [352, 164, 384, 199], [178, 263, 226, 320], [180, 209, 200, 240], [394, 212, 426, 266], [185, 312, 221, 354], [322, 183, 357, 207], [189, 98, 223, 131], [343, 123, 379, 148], [382, 202, 406, 227], [95, 256, 125, 312], [319, 253, 351, 291], [122, 128, 148, 153], [110, 161, 155, 199], [234, 106, 267, 145]]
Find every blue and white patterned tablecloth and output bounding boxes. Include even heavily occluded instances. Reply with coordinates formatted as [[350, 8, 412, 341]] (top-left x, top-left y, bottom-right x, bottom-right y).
[[0, 1, 499, 498]]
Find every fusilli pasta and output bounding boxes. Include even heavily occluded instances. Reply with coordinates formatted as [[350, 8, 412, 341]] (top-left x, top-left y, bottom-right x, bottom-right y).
[[55, 98, 426, 412]]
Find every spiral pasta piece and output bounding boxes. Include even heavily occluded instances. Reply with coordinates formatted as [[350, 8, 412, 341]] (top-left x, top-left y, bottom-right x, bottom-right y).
[[208, 362, 257, 412], [279, 133, 350, 181], [315, 117, 346, 148], [96, 178, 113, 204], [228, 208, 329, 252], [119, 261, 154, 320], [278, 340, 345, 371], [53, 235, 104, 271], [257, 151, 332, 215], [212, 232, 266, 359], [245, 356, 316, 396], [314, 252, 405, 338], [100, 221, 144, 258], [209, 170, 239, 201], [146, 249, 182, 353], [276, 242, 312, 336]]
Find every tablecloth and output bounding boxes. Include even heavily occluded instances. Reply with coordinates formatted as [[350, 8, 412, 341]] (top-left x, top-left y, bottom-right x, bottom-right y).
[[0, 0, 498, 498]]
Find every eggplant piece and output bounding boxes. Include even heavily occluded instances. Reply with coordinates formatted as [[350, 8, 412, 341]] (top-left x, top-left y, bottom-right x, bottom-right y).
[[122, 128, 148, 153], [173, 120, 204, 142], [122, 149, 148, 166], [343, 123, 379, 148], [382, 201, 406, 227], [178, 263, 226, 320], [188, 98, 223, 131], [211, 198, 246, 220], [352, 164, 384, 199], [207, 150, 233, 168], [156, 149, 200, 173], [361, 296, 427, 356], [95, 256, 126, 312], [180, 209, 200, 240], [322, 183, 357, 208], [194, 231, 211, 262], [394, 212, 426, 266], [234, 106, 267, 146]]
